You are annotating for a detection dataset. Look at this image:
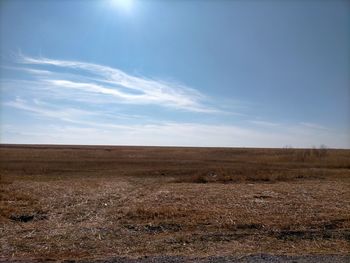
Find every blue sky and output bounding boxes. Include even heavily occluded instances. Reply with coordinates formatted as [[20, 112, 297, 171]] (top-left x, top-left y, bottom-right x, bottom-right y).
[[0, 0, 349, 148]]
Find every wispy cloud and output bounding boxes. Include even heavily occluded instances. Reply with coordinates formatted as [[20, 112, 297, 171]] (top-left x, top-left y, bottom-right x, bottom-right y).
[[248, 120, 280, 127], [16, 55, 218, 112], [299, 122, 329, 131], [0, 65, 52, 75], [5, 98, 151, 130], [5, 97, 97, 123], [4, 98, 349, 148], [2, 119, 349, 148], [2, 54, 348, 148]]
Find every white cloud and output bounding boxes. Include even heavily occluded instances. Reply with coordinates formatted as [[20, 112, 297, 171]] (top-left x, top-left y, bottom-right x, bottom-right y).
[[299, 122, 329, 130], [17, 55, 218, 112], [248, 120, 280, 127], [4, 98, 145, 129], [2, 121, 349, 148], [3, 98, 349, 148], [2, 54, 349, 148], [5, 98, 95, 123]]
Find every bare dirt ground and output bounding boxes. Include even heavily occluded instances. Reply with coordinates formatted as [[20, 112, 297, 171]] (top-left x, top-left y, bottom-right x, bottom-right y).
[[1, 145, 349, 262], [1, 254, 350, 263]]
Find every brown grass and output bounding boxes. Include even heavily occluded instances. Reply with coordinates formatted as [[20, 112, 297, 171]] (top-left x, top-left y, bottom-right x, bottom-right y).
[[0, 145, 350, 260]]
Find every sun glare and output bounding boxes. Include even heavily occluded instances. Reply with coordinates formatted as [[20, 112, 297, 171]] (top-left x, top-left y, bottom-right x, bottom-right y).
[[110, 0, 134, 11]]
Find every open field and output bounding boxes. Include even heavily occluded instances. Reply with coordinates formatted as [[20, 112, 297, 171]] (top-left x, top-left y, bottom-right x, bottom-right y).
[[1, 145, 350, 262]]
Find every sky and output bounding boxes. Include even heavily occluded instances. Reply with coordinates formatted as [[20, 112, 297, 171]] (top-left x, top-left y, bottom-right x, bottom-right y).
[[0, 0, 349, 148]]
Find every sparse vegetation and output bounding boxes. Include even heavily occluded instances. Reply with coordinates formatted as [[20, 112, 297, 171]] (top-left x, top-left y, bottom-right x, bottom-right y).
[[0, 145, 349, 261]]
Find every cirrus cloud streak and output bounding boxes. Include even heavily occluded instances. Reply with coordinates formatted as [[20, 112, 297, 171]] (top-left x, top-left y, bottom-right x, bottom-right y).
[[17, 55, 218, 112]]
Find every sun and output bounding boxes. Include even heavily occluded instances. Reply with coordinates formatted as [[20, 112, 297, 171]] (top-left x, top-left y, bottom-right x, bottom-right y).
[[110, 0, 134, 11]]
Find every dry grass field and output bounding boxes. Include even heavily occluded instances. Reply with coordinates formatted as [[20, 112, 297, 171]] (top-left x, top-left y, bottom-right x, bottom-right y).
[[0, 145, 350, 261]]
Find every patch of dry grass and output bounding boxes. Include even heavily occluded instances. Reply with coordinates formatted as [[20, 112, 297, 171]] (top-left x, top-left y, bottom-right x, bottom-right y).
[[0, 145, 349, 260]]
